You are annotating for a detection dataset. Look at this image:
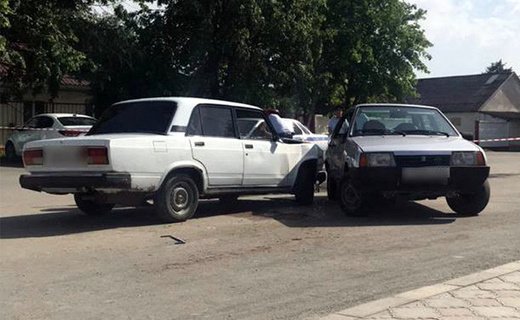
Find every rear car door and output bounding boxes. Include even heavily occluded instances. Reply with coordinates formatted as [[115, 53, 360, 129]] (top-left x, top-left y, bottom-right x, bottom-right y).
[[188, 105, 244, 186], [235, 109, 291, 186]]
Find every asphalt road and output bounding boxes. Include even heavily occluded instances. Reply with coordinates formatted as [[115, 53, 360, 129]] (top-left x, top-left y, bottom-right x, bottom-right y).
[[1, 152, 519, 320]]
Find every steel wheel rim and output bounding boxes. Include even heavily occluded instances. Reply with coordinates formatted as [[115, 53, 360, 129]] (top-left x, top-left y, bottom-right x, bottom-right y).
[[170, 185, 190, 211], [342, 182, 361, 210]]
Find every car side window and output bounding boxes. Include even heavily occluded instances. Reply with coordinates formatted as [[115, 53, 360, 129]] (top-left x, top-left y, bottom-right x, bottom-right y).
[[236, 109, 273, 140], [199, 105, 235, 138], [292, 122, 303, 135], [36, 116, 54, 128], [186, 107, 203, 136], [24, 118, 38, 128]]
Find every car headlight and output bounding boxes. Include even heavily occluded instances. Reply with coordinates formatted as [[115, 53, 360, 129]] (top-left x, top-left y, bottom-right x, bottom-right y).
[[451, 151, 486, 166], [360, 152, 396, 167]]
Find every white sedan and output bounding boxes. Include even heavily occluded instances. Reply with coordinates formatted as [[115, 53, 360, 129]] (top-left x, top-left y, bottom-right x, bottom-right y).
[[5, 113, 96, 159], [282, 118, 329, 150]]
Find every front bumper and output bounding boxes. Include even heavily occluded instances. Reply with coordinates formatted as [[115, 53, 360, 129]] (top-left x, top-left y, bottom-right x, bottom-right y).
[[20, 172, 132, 192], [350, 166, 490, 194]]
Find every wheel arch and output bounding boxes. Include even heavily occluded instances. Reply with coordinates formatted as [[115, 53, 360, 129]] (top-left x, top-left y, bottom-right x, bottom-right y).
[[158, 162, 207, 194]]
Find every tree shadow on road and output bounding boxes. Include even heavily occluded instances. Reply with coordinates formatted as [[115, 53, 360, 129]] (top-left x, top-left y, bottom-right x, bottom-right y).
[[0, 195, 459, 239]]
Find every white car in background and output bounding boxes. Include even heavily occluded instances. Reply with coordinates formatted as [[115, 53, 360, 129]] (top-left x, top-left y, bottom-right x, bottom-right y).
[[5, 113, 96, 160], [282, 118, 329, 151]]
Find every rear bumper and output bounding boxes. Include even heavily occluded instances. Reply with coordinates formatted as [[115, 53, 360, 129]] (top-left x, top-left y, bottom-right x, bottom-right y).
[[350, 166, 490, 194], [20, 172, 131, 192]]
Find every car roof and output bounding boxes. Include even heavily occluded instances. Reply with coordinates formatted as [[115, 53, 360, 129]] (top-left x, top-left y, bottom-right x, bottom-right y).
[[114, 97, 262, 111], [355, 103, 440, 110]]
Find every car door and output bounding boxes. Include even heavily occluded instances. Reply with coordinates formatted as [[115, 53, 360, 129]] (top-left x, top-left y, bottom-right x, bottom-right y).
[[235, 109, 292, 187], [327, 116, 350, 178], [13, 117, 40, 152], [187, 104, 244, 186]]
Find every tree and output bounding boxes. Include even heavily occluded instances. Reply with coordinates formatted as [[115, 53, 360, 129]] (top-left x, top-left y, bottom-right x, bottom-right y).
[[321, 0, 431, 110], [0, 0, 97, 99], [484, 60, 513, 74]]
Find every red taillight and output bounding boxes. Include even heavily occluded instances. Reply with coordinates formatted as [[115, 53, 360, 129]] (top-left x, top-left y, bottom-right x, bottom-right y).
[[359, 153, 368, 167], [476, 151, 486, 166], [23, 149, 43, 166], [59, 130, 82, 137], [87, 147, 109, 165]]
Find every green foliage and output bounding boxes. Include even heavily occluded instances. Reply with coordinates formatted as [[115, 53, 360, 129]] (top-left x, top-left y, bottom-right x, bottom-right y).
[[484, 59, 513, 74], [1, 0, 96, 98], [1, 0, 432, 117]]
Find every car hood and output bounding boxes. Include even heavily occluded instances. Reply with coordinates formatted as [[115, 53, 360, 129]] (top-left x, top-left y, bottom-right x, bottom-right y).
[[351, 135, 480, 153]]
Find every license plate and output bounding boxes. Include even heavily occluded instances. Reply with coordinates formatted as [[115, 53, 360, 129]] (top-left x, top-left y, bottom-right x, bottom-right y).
[[401, 167, 450, 185]]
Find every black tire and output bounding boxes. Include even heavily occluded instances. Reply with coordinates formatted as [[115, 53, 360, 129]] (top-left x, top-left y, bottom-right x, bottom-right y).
[[155, 174, 199, 222], [339, 177, 366, 216], [446, 180, 490, 216], [74, 193, 114, 216], [327, 176, 338, 201], [5, 142, 17, 161], [294, 162, 316, 205]]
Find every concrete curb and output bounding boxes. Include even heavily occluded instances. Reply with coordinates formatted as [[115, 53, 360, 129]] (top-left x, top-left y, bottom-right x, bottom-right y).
[[321, 260, 520, 319]]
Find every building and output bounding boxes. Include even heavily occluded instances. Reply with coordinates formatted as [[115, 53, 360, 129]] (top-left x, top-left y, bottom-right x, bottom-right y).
[[407, 72, 520, 149], [0, 75, 93, 149]]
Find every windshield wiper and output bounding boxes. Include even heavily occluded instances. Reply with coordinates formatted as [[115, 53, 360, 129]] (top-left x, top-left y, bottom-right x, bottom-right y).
[[406, 129, 450, 137], [356, 129, 406, 136]]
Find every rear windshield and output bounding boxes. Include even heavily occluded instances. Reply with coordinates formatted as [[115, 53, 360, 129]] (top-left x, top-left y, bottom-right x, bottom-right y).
[[87, 101, 177, 135], [58, 117, 97, 126]]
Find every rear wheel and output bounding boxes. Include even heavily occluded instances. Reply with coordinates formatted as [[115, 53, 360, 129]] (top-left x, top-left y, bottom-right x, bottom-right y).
[[446, 180, 490, 216], [74, 193, 114, 216], [5, 142, 17, 161], [339, 177, 366, 216], [155, 174, 199, 222]]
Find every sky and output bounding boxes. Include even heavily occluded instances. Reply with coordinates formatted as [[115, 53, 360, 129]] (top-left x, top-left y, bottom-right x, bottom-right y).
[[407, 0, 520, 78]]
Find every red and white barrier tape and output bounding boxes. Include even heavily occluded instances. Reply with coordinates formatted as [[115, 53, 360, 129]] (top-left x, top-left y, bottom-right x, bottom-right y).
[[473, 137, 520, 143], [0, 126, 90, 132]]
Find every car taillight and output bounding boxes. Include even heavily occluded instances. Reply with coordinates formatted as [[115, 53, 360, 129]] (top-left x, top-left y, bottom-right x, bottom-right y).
[[59, 130, 82, 137], [23, 149, 43, 166], [476, 151, 486, 166], [87, 147, 109, 165]]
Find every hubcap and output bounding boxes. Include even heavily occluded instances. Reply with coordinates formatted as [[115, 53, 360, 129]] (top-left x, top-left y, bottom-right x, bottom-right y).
[[170, 186, 189, 211]]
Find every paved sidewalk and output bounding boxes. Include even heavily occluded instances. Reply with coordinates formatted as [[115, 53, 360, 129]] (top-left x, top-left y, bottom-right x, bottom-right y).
[[322, 261, 520, 320]]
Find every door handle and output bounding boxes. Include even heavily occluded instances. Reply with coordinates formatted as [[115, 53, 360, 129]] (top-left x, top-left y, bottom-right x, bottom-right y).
[[194, 141, 205, 147], [245, 144, 254, 149]]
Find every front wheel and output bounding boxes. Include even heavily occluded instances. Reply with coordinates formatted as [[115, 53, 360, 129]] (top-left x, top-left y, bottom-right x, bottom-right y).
[[339, 178, 366, 216], [74, 193, 114, 216], [155, 174, 199, 222], [446, 180, 490, 216], [294, 163, 316, 205]]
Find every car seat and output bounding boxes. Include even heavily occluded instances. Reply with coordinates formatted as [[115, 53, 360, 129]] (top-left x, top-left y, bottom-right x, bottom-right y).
[[363, 120, 386, 131], [393, 123, 418, 131]]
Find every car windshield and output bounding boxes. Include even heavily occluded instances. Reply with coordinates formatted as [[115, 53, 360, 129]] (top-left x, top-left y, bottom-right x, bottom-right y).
[[351, 106, 458, 137], [58, 117, 97, 126], [88, 101, 177, 135]]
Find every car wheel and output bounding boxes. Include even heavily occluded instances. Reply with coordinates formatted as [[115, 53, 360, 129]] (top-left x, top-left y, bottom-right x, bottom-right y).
[[294, 162, 316, 205], [155, 174, 199, 222], [5, 142, 17, 161], [327, 176, 338, 201], [339, 178, 366, 216], [74, 193, 115, 216], [446, 180, 490, 216]]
